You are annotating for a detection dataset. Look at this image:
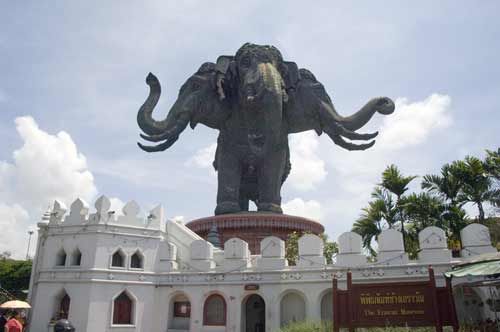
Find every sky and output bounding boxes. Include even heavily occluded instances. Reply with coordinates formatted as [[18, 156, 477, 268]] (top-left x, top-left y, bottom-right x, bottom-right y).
[[1, 1, 499, 258]]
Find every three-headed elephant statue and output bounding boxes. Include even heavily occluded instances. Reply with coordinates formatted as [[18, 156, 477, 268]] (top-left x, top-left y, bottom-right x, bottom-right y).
[[137, 43, 395, 215]]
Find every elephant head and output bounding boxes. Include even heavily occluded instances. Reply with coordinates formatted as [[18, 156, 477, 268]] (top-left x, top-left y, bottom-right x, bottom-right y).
[[286, 68, 395, 145], [214, 43, 394, 152], [137, 62, 230, 152]]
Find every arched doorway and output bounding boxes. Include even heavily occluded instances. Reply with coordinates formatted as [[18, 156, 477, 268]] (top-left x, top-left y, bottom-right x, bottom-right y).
[[280, 291, 305, 327], [320, 290, 333, 322], [168, 293, 191, 331], [243, 294, 265, 332]]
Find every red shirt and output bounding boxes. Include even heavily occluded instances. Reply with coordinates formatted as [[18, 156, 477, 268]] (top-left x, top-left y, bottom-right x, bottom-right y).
[[5, 318, 22, 332]]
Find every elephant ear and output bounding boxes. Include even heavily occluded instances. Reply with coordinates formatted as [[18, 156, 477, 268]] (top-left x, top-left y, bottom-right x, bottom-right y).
[[280, 61, 301, 92], [215, 55, 236, 100], [284, 67, 325, 135]]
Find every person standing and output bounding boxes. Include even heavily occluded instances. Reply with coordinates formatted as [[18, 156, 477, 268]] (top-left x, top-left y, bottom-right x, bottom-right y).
[[4, 310, 23, 332], [0, 310, 7, 331]]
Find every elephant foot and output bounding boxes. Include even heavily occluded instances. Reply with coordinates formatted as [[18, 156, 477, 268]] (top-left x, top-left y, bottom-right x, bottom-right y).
[[257, 202, 283, 214], [215, 201, 241, 215]]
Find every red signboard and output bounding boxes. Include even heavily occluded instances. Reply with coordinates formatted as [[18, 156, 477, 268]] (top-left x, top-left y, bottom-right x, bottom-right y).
[[332, 267, 458, 332]]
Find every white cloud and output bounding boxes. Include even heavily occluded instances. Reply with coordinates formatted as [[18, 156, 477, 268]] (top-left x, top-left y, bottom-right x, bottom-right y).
[[186, 143, 217, 176], [0, 204, 31, 258], [282, 198, 324, 222], [109, 197, 125, 216], [329, 94, 453, 183], [377, 94, 452, 150], [0, 161, 13, 190], [171, 215, 185, 224], [320, 94, 454, 239], [10, 117, 97, 209], [288, 131, 327, 191], [0, 116, 98, 258]]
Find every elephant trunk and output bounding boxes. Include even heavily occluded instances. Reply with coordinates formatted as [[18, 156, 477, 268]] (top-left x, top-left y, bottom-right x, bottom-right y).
[[240, 63, 285, 152], [137, 73, 170, 136], [338, 97, 395, 131]]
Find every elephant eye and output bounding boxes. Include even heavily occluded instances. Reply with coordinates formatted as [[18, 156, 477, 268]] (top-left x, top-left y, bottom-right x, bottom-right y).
[[191, 82, 201, 90], [240, 56, 250, 68]]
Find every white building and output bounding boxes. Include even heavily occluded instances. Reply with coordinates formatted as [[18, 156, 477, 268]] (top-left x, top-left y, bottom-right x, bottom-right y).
[[27, 196, 498, 332]]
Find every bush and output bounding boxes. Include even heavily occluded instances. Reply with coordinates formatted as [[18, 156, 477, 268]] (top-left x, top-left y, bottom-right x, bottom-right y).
[[276, 322, 457, 332], [277, 320, 332, 332]]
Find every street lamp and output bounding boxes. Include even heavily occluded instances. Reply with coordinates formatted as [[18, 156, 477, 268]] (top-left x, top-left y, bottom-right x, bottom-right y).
[[26, 230, 34, 260]]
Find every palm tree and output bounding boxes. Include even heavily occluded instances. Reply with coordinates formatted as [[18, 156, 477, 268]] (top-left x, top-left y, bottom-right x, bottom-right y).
[[455, 156, 500, 224], [484, 148, 500, 209], [379, 165, 417, 249], [421, 163, 469, 239], [442, 205, 469, 241], [352, 187, 397, 256], [453, 157, 500, 223], [484, 148, 500, 181], [422, 163, 463, 206], [400, 192, 445, 230], [370, 187, 398, 227], [352, 205, 383, 257]]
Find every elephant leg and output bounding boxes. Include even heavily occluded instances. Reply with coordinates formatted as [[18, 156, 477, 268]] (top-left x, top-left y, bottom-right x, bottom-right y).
[[239, 197, 250, 212], [215, 150, 242, 215], [257, 148, 286, 214]]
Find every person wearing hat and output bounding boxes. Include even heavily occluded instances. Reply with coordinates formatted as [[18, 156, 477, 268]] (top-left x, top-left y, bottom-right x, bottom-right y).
[[4, 310, 23, 332]]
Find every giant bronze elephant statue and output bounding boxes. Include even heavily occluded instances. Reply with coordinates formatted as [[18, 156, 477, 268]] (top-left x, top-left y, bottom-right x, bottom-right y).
[[137, 43, 395, 215]]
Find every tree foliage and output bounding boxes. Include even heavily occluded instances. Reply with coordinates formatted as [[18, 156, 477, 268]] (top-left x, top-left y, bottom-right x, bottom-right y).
[[0, 257, 32, 300], [285, 231, 338, 265], [353, 149, 499, 258]]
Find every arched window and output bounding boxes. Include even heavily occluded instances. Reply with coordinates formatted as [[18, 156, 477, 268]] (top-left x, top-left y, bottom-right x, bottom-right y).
[[130, 251, 143, 269], [56, 249, 67, 266], [113, 291, 133, 325], [111, 249, 125, 268], [203, 294, 226, 326], [58, 293, 70, 319], [70, 248, 82, 266]]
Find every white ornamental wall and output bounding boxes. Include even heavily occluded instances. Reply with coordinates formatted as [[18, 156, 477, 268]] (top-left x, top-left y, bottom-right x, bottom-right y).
[[27, 195, 497, 332]]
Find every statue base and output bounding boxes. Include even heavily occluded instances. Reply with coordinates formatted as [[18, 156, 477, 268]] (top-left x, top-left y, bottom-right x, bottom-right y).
[[186, 212, 325, 254]]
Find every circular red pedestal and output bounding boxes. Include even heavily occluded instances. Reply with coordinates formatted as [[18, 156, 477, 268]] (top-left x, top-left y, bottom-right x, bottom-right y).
[[186, 213, 324, 254]]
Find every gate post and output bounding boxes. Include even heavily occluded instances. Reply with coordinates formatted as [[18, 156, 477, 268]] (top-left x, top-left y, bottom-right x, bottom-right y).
[[429, 267, 443, 332], [332, 277, 339, 332]]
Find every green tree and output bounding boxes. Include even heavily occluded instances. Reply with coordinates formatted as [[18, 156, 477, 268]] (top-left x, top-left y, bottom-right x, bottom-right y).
[[421, 163, 469, 241], [318, 233, 339, 264], [401, 192, 445, 230], [0, 258, 32, 300], [379, 165, 417, 250], [285, 232, 338, 265], [453, 157, 499, 223], [484, 148, 500, 210], [399, 192, 448, 258], [351, 199, 388, 256], [484, 148, 500, 181], [422, 164, 463, 205], [352, 172, 407, 256], [285, 232, 300, 265]]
